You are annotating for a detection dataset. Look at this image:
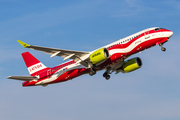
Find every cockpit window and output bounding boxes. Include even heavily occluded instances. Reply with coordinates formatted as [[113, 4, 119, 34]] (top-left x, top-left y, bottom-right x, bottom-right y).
[[155, 28, 166, 31], [154, 28, 160, 31]]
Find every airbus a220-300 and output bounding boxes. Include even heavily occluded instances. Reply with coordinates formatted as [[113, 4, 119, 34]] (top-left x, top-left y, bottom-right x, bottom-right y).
[[7, 27, 173, 87]]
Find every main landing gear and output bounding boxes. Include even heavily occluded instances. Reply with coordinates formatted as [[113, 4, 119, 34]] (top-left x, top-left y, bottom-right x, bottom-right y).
[[89, 68, 110, 80], [103, 67, 111, 80], [159, 43, 166, 52]]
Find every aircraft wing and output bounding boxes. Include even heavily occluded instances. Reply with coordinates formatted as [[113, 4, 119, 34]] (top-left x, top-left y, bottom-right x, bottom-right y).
[[17, 40, 90, 65], [7, 76, 38, 81]]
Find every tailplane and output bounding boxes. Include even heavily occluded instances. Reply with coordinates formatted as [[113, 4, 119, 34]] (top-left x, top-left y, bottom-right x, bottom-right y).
[[22, 52, 48, 76]]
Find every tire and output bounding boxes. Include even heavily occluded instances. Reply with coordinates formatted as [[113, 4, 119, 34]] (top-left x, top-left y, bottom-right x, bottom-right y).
[[105, 75, 110, 80], [103, 72, 107, 77], [161, 47, 166, 51]]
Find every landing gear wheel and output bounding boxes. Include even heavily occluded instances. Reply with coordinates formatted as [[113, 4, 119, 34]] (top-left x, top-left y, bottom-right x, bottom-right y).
[[161, 47, 166, 51], [103, 73, 110, 80], [89, 69, 96, 76], [105, 75, 110, 80], [159, 43, 166, 52], [103, 72, 107, 77]]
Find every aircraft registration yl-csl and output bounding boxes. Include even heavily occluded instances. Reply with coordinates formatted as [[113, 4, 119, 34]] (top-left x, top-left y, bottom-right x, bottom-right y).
[[7, 27, 173, 87]]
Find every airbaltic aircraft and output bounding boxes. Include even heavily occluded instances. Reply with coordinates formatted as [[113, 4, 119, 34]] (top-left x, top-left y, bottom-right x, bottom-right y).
[[7, 27, 173, 87]]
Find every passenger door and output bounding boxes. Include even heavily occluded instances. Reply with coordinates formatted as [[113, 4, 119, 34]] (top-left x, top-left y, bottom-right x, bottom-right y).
[[144, 29, 150, 39], [47, 69, 51, 78]]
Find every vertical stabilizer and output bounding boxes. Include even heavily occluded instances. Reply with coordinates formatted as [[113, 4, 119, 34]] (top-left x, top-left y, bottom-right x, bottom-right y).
[[22, 52, 48, 75]]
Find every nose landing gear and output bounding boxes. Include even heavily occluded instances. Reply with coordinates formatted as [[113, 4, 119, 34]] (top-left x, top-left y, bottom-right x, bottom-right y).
[[159, 43, 166, 51]]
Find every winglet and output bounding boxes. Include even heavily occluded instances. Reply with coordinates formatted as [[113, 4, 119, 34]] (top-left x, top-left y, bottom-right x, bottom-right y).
[[17, 40, 30, 48]]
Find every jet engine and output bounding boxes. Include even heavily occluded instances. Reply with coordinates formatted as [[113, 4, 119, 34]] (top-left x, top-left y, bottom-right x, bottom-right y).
[[121, 57, 142, 73], [90, 48, 109, 65]]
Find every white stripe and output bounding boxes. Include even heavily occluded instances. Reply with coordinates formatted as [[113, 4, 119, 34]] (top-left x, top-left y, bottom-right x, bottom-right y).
[[35, 63, 84, 85], [109, 33, 166, 55]]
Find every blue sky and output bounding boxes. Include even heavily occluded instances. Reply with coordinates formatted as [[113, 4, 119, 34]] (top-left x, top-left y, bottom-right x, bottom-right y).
[[0, 0, 180, 120]]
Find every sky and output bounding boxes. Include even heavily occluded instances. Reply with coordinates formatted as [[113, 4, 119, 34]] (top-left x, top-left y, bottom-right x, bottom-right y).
[[0, 0, 180, 120]]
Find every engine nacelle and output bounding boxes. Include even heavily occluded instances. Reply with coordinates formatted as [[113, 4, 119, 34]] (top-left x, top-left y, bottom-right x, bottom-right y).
[[122, 57, 142, 73], [90, 48, 109, 65]]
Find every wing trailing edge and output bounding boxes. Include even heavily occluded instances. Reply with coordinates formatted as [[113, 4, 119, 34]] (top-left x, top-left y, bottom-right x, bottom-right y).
[[17, 40, 90, 66]]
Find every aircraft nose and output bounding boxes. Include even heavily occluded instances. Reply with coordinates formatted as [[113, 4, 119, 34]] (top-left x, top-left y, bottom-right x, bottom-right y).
[[169, 31, 173, 37], [166, 30, 173, 38]]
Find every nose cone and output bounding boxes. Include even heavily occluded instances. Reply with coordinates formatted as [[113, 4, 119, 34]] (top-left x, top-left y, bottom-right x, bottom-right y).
[[165, 30, 173, 38], [169, 31, 173, 37]]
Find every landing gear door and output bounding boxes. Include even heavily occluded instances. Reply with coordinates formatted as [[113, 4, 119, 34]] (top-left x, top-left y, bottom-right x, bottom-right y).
[[144, 29, 150, 39]]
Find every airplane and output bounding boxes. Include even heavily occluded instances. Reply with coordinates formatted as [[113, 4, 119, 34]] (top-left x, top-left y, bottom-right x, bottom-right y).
[[7, 27, 173, 87]]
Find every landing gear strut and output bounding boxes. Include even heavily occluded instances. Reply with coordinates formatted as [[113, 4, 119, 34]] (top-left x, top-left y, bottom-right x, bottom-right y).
[[159, 43, 166, 52], [103, 72, 110, 80], [89, 69, 96, 76], [88, 62, 96, 76]]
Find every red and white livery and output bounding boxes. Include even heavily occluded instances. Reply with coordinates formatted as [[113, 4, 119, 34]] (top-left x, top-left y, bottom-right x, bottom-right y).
[[7, 27, 173, 87]]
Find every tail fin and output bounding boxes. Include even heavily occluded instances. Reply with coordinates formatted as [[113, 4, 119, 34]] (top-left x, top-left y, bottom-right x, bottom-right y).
[[22, 52, 48, 76]]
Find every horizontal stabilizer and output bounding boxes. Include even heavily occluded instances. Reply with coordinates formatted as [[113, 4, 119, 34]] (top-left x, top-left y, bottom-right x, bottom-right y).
[[7, 76, 38, 81]]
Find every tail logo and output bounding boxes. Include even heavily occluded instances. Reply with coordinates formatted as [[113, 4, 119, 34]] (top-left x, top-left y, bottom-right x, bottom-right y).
[[28, 63, 46, 74]]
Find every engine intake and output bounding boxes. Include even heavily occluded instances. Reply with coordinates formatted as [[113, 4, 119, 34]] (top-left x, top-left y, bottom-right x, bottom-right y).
[[90, 48, 109, 65], [122, 57, 142, 73]]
